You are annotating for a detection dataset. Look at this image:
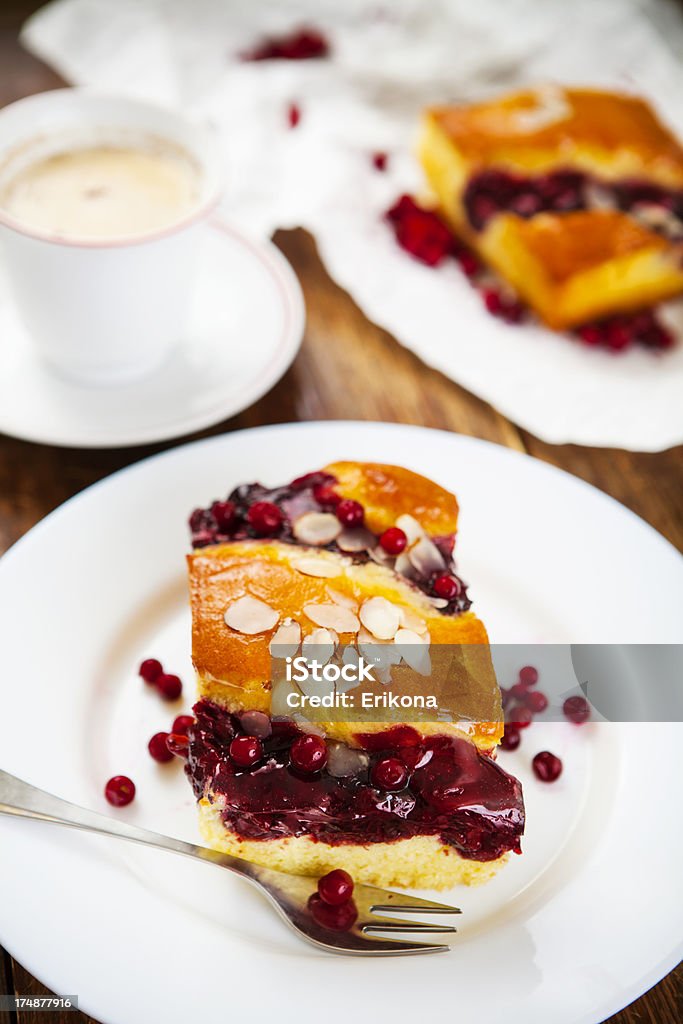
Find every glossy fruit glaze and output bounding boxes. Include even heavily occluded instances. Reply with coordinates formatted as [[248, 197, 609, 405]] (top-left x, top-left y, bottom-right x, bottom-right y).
[[187, 700, 525, 861], [188, 470, 472, 615]]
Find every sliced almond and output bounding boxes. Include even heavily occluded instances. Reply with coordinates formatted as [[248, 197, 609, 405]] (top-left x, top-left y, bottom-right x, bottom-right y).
[[224, 595, 279, 635], [336, 527, 376, 553], [269, 619, 302, 658], [359, 596, 401, 640], [326, 587, 359, 612], [293, 512, 341, 546], [295, 717, 326, 737], [293, 555, 339, 579], [408, 536, 446, 577], [369, 546, 394, 566], [327, 742, 369, 778], [394, 627, 428, 646], [394, 628, 431, 674], [429, 596, 449, 609], [357, 627, 403, 667], [270, 677, 299, 716], [395, 514, 425, 545], [374, 664, 394, 685], [394, 551, 417, 579], [398, 607, 429, 635], [302, 626, 338, 651], [303, 603, 360, 633]]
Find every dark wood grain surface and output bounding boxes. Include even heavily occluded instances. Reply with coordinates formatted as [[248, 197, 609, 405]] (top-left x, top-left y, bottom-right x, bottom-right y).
[[0, 8, 680, 1024]]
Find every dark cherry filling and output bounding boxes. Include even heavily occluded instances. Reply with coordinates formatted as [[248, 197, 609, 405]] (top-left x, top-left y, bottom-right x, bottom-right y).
[[463, 168, 683, 235], [385, 193, 676, 351], [189, 472, 472, 616], [187, 701, 524, 861]]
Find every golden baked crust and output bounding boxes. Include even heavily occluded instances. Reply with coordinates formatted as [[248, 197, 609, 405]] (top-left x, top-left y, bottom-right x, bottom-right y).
[[324, 461, 458, 536], [189, 539, 502, 749], [426, 87, 683, 186], [198, 799, 507, 889], [478, 210, 683, 330]]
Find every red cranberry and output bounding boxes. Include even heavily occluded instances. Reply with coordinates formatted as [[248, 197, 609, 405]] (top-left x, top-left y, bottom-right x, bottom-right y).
[[148, 731, 174, 763], [189, 508, 209, 532], [372, 151, 388, 172], [502, 300, 525, 325], [243, 28, 329, 61], [386, 195, 452, 267], [433, 574, 460, 601], [172, 715, 195, 736], [166, 733, 190, 758], [335, 499, 364, 528], [500, 726, 521, 751], [563, 695, 591, 725], [510, 190, 542, 217], [519, 665, 539, 686], [317, 869, 354, 906], [192, 528, 217, 547], [483, 288, 503, 315], [240, 710, 272, 739], [312, 482, 340, 507], [371, 756, 409, 791], [524, 690, 549, 714], [308, 893, 358, 931], [379, 527, 407, 555], [532, 751, 563, 782], [507, 704, 532, 729], [211, 500, 236, 531], [287, 102, 301, 128], [247, 501, 283, 536], [290, 471, 327, 490], [290, 733, 328, 774], [456, 250, 481, 278], [139, 658, 163, 684], [482, 289, 525, 324], [509, 682, 530, 701], [105, 775, 136, 807], [577, 324, 604, 347], [469, 194, 499, 229], [605, 320, 630, 352], [229, 735, 263, 768], [156, 673, 182, 701]]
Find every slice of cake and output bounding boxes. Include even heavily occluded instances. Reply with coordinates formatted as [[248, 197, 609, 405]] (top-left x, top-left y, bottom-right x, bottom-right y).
[[185, 463, 524, 890], [419, 86, 683, 329]]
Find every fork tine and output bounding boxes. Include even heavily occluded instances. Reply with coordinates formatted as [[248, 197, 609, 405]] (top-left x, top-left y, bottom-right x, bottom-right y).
[[364, 915, 458, 935], [354, 935, 451, 955], [361, 886, 462, 914]]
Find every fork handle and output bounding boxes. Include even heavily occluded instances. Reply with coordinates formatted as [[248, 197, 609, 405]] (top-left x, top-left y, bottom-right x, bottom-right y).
[[0, 768, 256, 879]]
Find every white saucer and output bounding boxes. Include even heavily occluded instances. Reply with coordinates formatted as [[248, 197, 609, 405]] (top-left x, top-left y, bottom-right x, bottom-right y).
[[0, 220, 304, 448]]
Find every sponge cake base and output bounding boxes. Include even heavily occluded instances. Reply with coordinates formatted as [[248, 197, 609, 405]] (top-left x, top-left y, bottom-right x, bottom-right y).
[[198, 798, 508, 890]]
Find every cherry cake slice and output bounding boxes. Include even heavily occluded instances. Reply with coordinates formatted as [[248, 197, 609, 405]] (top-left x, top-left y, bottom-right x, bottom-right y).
[[185, 462, 524, 890]]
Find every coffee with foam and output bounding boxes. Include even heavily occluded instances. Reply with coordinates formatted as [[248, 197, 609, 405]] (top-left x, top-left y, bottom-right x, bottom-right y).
[[0, 141, 201, 241]]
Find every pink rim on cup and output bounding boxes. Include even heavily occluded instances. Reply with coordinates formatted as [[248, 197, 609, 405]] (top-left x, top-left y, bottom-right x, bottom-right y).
[[0, 89, 222, 386]]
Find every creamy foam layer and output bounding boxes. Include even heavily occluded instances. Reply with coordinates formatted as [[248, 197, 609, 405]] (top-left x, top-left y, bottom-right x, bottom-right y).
[[0, 143, 201, 240]]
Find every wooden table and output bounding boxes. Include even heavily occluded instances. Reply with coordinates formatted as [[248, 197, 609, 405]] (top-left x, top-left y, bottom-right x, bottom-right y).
[[0, 8, 681, 1023]]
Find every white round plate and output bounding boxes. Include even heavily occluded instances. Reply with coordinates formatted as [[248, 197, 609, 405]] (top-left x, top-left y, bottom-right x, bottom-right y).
[[0, 422, 681, 1024], [0, 221, 304, 448]]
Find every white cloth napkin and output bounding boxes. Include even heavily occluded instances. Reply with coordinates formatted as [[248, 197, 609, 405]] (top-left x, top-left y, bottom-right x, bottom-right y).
[[21, 0, 683, 450]]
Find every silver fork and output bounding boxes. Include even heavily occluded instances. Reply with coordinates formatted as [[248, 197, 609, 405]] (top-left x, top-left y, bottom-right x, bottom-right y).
[[0, 769, 460, 955]]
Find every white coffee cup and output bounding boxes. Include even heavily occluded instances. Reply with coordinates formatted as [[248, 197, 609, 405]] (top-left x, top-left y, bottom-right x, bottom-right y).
[[0, 89, 222, 386]]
